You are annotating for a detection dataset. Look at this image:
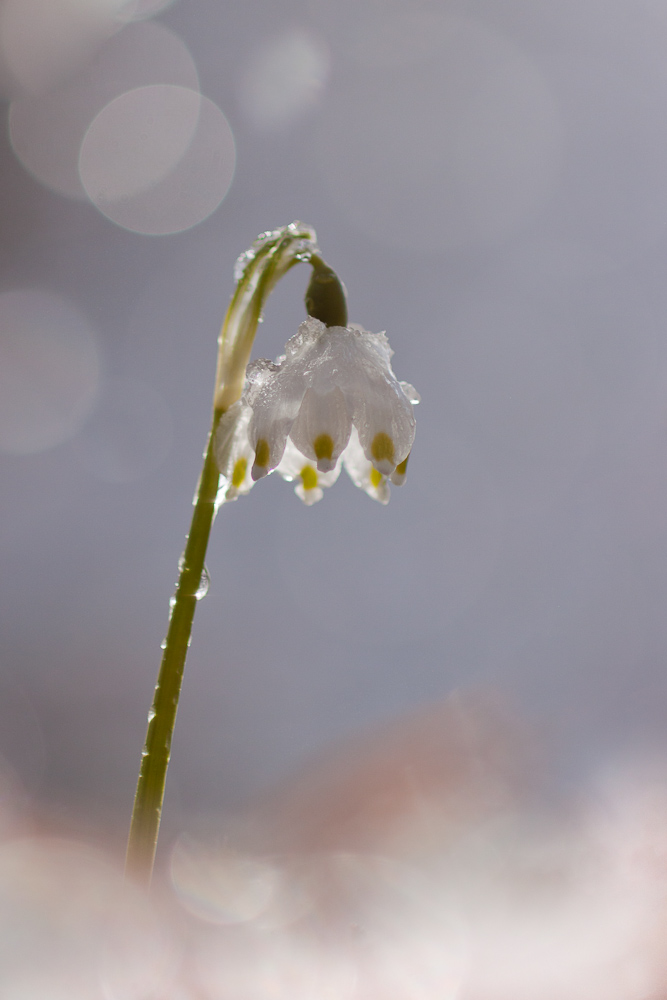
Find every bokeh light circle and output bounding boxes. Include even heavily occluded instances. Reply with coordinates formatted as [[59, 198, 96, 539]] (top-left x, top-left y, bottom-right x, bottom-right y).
[[9, 21, 199, 199], [0, 0, 121, 96], [239, 27, 330, 132], [79, 84, 236, 235], [0, 290, 99, 456], [82, 85, 201, 202]]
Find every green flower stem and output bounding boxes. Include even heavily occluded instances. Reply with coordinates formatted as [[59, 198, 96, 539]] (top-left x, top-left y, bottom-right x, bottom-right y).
[[125, 223, 340, 887], [125, 407, 223, 885]]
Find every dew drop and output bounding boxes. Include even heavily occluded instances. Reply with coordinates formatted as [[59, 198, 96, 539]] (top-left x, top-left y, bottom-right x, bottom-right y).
[[293, 238, 316, 262], [233, 250, 255, 282], [195, 565, 210, 600]]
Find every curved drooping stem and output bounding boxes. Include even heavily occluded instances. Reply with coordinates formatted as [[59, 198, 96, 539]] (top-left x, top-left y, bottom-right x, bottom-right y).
[[213, 223, 320, 411], [126, 223, 341, 886]]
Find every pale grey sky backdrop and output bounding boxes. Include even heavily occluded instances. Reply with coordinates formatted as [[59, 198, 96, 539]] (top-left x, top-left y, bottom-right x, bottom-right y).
[[1, 0, 667, 856]]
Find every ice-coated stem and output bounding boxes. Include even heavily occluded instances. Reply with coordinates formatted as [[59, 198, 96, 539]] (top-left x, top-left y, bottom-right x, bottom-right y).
[[126, 222, 322, 886]]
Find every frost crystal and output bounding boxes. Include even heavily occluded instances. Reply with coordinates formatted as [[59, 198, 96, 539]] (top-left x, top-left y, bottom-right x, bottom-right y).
[[233, 224, 318, 283], [215, 317, 419, 505]]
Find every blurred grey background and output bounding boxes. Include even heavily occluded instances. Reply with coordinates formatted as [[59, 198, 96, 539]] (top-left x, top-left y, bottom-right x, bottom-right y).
[[0, 0, 666, 857]]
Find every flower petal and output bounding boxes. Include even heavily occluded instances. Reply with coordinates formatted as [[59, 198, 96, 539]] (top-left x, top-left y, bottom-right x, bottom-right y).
[[352, 375, 416, 476], [295, 479, 324, 505], [245, 359, 303, 479], [342, 426, 391, 504], [389, 450, 410, 487], [315, 326, 417, 476], [289, 386, 352, 473], [277, 437, 341, 504], [214, 400, 255, 502]]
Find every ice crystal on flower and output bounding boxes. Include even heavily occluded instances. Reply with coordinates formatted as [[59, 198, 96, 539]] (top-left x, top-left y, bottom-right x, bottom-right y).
[[215, 317, 418, 505], [233, 224, 319, 283]]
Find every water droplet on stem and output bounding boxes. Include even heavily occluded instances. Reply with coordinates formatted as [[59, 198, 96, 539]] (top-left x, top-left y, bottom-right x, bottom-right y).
[[195, 565, 210, 600]]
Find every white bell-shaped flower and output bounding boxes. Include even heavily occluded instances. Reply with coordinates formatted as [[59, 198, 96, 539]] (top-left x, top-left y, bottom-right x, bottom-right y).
[[248, 317, 417, 476], [215, 317, 419, 505]]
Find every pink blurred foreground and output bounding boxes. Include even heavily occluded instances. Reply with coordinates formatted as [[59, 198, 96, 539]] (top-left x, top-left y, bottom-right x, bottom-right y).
[[1, 692, 667, 999]]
